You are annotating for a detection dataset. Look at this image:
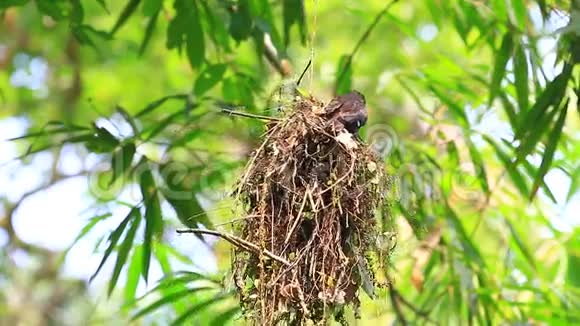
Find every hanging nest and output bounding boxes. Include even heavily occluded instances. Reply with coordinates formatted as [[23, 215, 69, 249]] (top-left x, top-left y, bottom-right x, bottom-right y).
[[233, 94, 390, 325]]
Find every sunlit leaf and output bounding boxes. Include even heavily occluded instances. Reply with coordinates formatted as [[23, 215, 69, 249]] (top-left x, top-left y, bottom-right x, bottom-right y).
[[530, 101, 568, 200], [489, 32, 513, 107], [483, 136, 529, 197], [504, 217, 536, 270], [466, 137, 490, 195], [110, 0, 141, 36], [124, 245, 143, 302], [140, 160, 162, 282], [135, 94, 188, 118], [132, 287, 214, 320], [513, 43, 529, 112], [194, 64, 228, 96], [139, 11, 159, 56], [110, 142, 136, 185], [89, 209, 135, 282], [170, 292, 233, 326], [282, 0, 307, 46], [510, 0, 527, 30], [142, 0, 161, 16], [109, 208, 142, 295], [210, 306, 241, 326]]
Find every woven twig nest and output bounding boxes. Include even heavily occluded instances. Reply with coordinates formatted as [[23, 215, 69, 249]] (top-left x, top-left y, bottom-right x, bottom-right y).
[[233, 94, 389, 325]]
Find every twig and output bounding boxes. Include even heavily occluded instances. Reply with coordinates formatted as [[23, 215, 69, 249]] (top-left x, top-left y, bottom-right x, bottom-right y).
[[392, 288, 439, 325], [335, 0, 400, 94], [296, 59, 312, 87], [176, 228, 291, 266], [220, 108, 282, 122], [263, 32, 292, 77]]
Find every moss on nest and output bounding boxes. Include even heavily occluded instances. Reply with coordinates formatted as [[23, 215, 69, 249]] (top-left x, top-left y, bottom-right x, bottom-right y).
[[233, 94, 390, 325]]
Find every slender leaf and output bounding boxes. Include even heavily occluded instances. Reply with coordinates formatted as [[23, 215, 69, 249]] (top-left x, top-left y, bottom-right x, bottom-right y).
[[228, 0, 253, 42], [170, 292, 232, 326], [282, 0, 307, 46], [530, 101, 568, 200], [445, 203, 485, 267], [135, 94, 188, 118], [109, 208, 142, 295], [194, 64, 228, 96], [210, 306, 241, 326], [124, 245, 143, 302], [132, 287, 214, 320], [89, 209, 135, 282], [110, 142, 136, 185], [483, 136, 529, 197], [140, 161, 162, 282], [110, 0, 141, 36], [510, 0, 527, 30], [513, 43, 529, 112], [139, 11, 159, 56], [142, 0, 161, 16], [489, 32, 513, 107], [504, 218, 536, 270], [466, 137, 490, 195]]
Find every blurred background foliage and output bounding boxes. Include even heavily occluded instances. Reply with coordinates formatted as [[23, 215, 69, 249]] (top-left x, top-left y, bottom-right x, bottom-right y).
[[1, 0, 579, 324]]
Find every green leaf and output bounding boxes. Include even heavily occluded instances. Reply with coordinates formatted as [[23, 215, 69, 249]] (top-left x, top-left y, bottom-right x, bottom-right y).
[[135, 94, 188, 118], [210, 306, 240, 326], [504, 217, 536, 270], [109, 208, 142, 296], [132, 287, 214, 321], [517, 64, 571, 140], [96, 0, 108, 12], [170, 292, 232, 326], [124, 245, 143, 302], [35, 0, 67, 20], [499, 93, 518, 130], [445, 203, 485, 267], [335, 55, 352, 96], [491, 0, 508, 22], [61, 213, 113, 261], [228, 0, 253, 42], [282, 0, 307, 46], [110, 0, 141, 36], [140, 160, 162, 282], [0, 0, 29, 10], [566, 167, 580, 202], [567, 249, 580, 288], [70, 0, 84, 25], [489, 32, 513, 107], [465, 137, 490, 195], [161, 164, 212, 231], [483, 136, 529, 197], [530, 101, 568, 200], [428, 86, 469, 127], [194, 64, 228, 96], [139, 11, 159, 56], [513, 43, 529, 112], [510, 0, 527, 30], [142, 0, 161, 16], [89, 210, 134, 282], [116, 106, 139, 136], [110, 142, 136, 185], [446, 141, 460, 167]]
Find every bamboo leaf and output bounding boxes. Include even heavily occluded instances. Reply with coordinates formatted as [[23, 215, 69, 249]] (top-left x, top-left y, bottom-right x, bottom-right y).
[[510, 0, 527, 30], [194, 64, 228, 96], [135, 94, 188, 118], [124, 245, 143, 302], [170, 292, 232, 326], [140, 161, 162, 282], [110, 0, 141, 36], [89, 209, 135, 282], [489, 32, 513, 107], [210, 306, 241, 326], [109, 208, 142, 295], [335, 55, 352, 96], [504, 217, 536, 270], [530, 101, 568, 200], [513, 43, 529, 112], [110, 142, 136, 185], [139, 11, 159, 56], [466, 137, 490, 195], [132, 287, 214, 320], [483, 136, 529, 197]]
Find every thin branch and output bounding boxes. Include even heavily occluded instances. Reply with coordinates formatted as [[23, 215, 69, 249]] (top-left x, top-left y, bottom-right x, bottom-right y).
[[176, 228, 291, 266], [335, 0, 400, 93], [220, 108, 282, 122], [389, 286, 409, 326], [296, 59, 312, 87]]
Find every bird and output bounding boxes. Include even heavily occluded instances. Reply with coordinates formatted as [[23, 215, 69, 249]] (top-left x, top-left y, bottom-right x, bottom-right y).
[[323, 90, 368, 134]]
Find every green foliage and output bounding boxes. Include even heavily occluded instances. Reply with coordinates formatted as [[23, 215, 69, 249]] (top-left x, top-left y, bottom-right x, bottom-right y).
[[1, 0, 580, 324]]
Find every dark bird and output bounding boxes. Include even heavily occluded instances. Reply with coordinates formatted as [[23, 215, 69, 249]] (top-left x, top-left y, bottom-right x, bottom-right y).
[[324, 90, 368, 134]]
